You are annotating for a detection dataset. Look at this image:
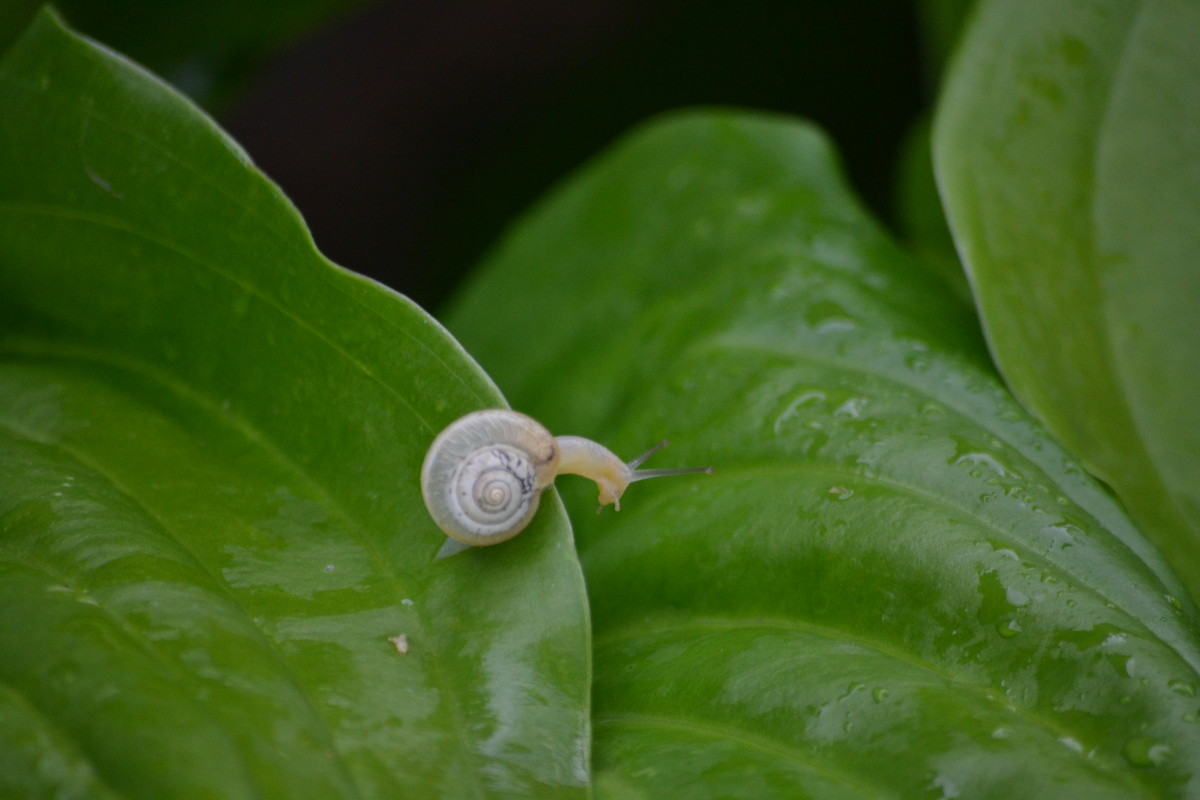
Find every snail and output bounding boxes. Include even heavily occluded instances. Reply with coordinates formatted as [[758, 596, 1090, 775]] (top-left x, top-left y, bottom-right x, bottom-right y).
[[421, 409, 713, 550]]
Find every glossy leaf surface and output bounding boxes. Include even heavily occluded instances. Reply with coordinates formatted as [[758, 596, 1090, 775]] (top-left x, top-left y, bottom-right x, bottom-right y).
[[447, 110, 1200, 797], [934, 0, 1200, 599], [0, 11, 589, 799]]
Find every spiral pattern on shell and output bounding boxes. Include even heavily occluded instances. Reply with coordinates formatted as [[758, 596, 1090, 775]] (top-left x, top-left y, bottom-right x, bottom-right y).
[[421, 410, 561, 546]]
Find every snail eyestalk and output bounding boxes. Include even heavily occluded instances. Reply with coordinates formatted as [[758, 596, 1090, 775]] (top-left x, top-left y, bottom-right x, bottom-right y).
[[627, 439, 669, 469], [630, 465, 715, 481], [627, 439, 714, 482]]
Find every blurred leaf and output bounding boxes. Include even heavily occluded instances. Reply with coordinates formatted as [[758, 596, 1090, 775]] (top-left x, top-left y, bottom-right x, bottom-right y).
[[894, 113, 971, 304], [0, 10, 588, 799], [0, 0, 39, 59], [448, 110, 1200, 798], [934, 0, 1200, 600]]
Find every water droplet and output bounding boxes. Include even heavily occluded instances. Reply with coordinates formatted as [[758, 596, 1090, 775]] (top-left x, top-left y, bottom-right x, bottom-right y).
[[804, 300, 857, 333], [773, 390, 826, 433], [997, 619, 1022, 638], [1123, 737, 1171, 768], [905, 353, 931, 373], [828, 486, 854, 501], [953, 450, 1018, 479], [1005, 587, 1029, 607], [1043, 523, 1080, 551], [833, 397, 866, 419], [323, 564, 335, 573], [838, 682, 865, 700], [1169, 680, 1196, 698], [991, 726, 1012, 740], [871, 687, 890, 703], [1059, 736, 1083, 753]]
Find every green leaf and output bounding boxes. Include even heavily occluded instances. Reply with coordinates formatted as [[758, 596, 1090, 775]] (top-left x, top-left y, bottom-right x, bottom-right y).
[[0, 10, 589, 799], [0, 0, 39, 61], [446, 110, 1200, 797], [933, 0, 1200, 600]]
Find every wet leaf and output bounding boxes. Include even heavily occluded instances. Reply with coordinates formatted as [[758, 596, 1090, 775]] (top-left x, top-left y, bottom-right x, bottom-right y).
[[448, 110, 1200, 798], [0, 11, 589, 799], [934, 0, 1200, 599]]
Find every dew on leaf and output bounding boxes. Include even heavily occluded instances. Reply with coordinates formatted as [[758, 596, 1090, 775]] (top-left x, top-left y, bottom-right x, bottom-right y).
[[828, 485, 854, 501], [804, 300, 858, 333], [1059, 736, 1083, 753], [833, 396, 866, 419], [1005, 587, 1029, 607], [920, 401, 945, 417], [1042, 525, 1079, 553], [952, 447, 1019, 480], [1123, 737, 1171, 768], [772, 390, 826, 434], [997, 619, 1022, 638]]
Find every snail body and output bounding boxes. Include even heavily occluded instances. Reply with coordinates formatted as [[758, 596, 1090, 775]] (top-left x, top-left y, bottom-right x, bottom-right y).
[[421, 409, 712, 547]]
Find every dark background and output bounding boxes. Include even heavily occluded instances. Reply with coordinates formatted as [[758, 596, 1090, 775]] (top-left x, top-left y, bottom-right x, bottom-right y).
[[57, 0, 930, 313]]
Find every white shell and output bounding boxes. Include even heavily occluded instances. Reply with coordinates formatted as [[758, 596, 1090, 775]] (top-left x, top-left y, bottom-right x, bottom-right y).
[[420, 410, 561, 546]]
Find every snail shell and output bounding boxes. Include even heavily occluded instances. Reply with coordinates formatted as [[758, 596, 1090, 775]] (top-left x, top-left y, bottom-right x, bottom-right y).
[[421, 410, 560, 546]]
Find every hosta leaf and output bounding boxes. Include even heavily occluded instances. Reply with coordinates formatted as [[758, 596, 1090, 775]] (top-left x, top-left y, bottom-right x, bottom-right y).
[[933, 0, 1200, 599], [0, 10, 589, 799], [446, 110, 1200, 797], [0, 0, 39, 59]]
